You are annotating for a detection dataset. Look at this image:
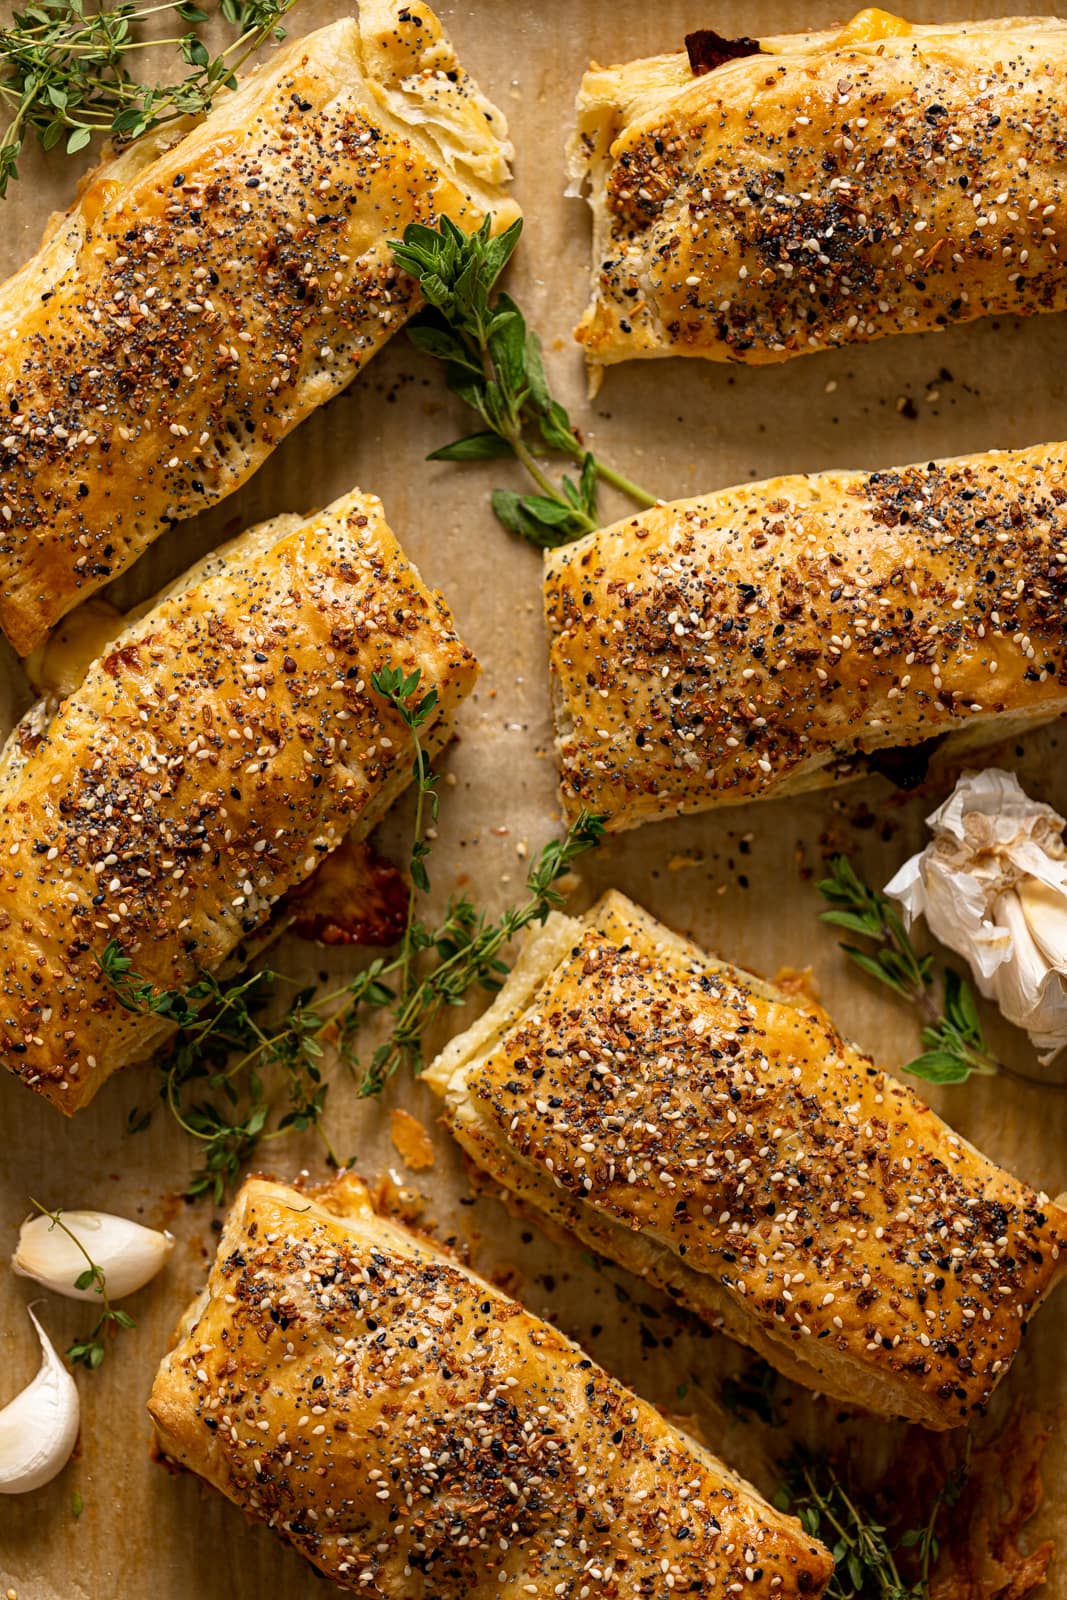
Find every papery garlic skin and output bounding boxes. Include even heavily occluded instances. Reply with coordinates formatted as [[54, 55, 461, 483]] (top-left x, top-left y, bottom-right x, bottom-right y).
[[12, 1211, 174, 1301], [0, 1307, 79, 1493], [886, 769, 1067, 1062]]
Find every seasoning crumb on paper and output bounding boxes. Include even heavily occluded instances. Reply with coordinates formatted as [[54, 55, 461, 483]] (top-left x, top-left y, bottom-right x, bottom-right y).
[[668, 851, 704, 871], [390, 1108, 436, 1172]]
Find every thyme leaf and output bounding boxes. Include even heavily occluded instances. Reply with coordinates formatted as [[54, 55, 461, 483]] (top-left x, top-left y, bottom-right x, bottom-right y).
[[776, 1450, 970, 1600]]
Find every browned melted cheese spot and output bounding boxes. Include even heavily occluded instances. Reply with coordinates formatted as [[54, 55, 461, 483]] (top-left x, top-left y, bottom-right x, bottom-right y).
[[288, 835, 408, 946]]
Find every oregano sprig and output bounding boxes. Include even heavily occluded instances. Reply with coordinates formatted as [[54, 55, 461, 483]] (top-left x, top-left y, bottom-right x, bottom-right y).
[[391, 214, 658, 549]]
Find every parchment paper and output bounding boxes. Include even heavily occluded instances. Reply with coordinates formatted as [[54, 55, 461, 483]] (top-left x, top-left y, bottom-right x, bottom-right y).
[[1, 3, 1066, 1595]]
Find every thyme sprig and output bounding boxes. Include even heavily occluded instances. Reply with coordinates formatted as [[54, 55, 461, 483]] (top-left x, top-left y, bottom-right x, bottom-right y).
[[391, 214, 658, 549], [817, 855, 1014, 1086], [100, 668, 605, 1194], [29, 1200, 135, 1369], [0, 0, 298, 197], [105, 957, 335, 1201], [777, 1450, 969, 1600], [347, 799, 606, 1098]]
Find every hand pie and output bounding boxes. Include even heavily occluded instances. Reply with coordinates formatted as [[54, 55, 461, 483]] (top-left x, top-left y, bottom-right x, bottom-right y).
[[569, 11, 1067, 374], [0, 2, 517, 655], [544, 442, 1067, 832], [0, 488, 477, 1115], [148, 1173, 833, 1597], [425, 892, 1067, 1431]]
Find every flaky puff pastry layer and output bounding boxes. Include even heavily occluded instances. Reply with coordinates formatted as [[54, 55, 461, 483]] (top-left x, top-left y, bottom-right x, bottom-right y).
[[149, 1173, 833, 1598], [569, 10, 1067, 373], [544, 441, 1067, 832], [426, 893, 1067, 1431], [0, 488, 477, 1114], [0, 2, 517, 655]]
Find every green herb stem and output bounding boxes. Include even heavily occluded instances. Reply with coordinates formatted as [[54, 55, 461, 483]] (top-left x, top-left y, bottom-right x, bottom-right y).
[[0, 0, 299, 195], [777, 1451, 967, 1600]]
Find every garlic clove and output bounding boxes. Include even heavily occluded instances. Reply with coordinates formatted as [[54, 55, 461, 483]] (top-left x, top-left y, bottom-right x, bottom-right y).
[[0, 1307, 79, 1493], [12, 1211, 174, 1302], [1018, 877, 1067, 975]]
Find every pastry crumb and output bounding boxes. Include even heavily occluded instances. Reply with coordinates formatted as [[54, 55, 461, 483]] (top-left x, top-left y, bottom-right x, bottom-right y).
[[774, 965, 819, 1001], [390, 1108, 436, 1171]]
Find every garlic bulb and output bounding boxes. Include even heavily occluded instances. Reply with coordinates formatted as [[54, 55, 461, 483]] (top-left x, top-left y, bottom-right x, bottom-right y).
[[13, 1211, 174, 1301], [885, 769, 1067, 1062], [0, 1307, 79, 1493]]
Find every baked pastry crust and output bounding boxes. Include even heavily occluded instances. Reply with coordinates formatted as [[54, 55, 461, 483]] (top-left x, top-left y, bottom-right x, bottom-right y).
[[425, 892, 1067, 1430], [544, 442, 1067, 832], [569, 10, 1067, 373], [0, 488, 477, 1114], [149, 1172, 833, 1597], [0, 2, 517, 655]]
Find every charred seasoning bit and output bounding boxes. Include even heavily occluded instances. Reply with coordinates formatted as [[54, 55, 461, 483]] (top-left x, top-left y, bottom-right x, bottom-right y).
[[149, 1175, 833, 1596], [576, 18, 1067, 364], [544, 442, 1067, 831], [454, 898, 1066, 1430], [685, 30, 764, 77], [0, 15, 510, 654]]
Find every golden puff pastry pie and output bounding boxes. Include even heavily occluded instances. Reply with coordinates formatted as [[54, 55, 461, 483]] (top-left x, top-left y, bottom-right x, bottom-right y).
[[569, 10, 1067, 375], [544, 442, 1067, 833], [425, 892, 1067, 1431], [0, 2, 517, 656], [149, 1172, 834, 1598], [0, 488, 477, 1115]]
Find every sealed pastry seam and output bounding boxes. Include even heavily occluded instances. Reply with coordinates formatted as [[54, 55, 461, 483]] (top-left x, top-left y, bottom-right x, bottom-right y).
[[0, 487, 478, 1114], [425, 891, 1067, 1430], [568, 10, 1067, 373], [543, 441, 1067, 832], [0, 2, 518, 655], [148, 1172, 833, 1596]]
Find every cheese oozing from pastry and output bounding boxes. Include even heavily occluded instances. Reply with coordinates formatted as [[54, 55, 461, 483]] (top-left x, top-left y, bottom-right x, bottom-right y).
[[0, 2, 518, 655], [0, 488, 477, 1114], [569, 11, 1067, 372], [425, 892, 1067, 1431], [544, 442, 1067, 832], [149, 1173, 834, 1597]]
